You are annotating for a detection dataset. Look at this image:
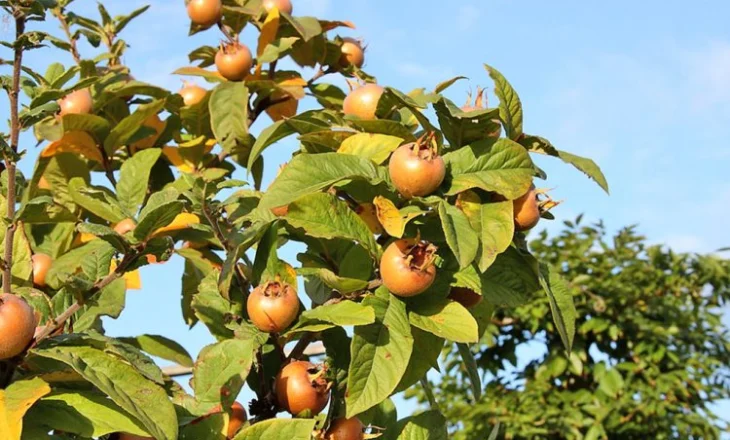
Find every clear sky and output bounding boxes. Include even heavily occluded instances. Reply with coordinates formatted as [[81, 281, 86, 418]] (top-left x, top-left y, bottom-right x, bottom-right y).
[[4, 0, 730, 432]]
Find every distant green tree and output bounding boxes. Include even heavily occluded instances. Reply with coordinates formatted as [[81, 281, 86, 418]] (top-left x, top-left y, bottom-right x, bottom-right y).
[[409, 219, 730, 439]]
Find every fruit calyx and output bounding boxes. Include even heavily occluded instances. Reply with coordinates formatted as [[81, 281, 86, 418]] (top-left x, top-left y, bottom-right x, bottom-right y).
[[407, 132, 440, 161], [402, 239, 438, 273], [259, 280, 290, 298]]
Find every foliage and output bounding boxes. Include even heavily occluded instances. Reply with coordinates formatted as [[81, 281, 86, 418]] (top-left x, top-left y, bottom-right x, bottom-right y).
[[0, 0, 606, 439], [411, 219, 730, 439]]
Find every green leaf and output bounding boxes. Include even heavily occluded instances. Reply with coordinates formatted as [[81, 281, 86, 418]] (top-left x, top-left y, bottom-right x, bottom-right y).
[[485, 64, 523, 140], [296, 267, 368, 294], [247, 120, 295, 170], [24, 390, 149, 438], [68, 177, 128, 223], [118, 335, 194, 368], [598, 368, 624, 397], [457, 343, 482, 401], [232, 418, 316, 440], [338, 133, 404, 164], [394, 327, 443, 393], [15, 196, 77, 224], [409, 299, 478, 343], [116, 149, 162, 214], [258, 37, 300, 63], [192, 338, 257, 407], [259, 152, 382, 210], [292, 301, 375, 331], [74, 278, 126, 332], [522, 134, 609, 194], [210, 82, 249, 153], [193, 270, 234, 340], [30, 343, 178, 440], [287, 193, 381, 259], [538, 263, 576, 353], [478, 201, 514, 271], [480, 248, 541, 307], [346, 289, 413, 418], [433, 97, 501, 148], [61, 113, 111, 141], [134, 188, 184, 241], [45, 240, 113, 289], [434, 76, 467, 94], [444, 138, 535, 199], [438, 202, 478, 269], [76, 223, 128, 253], [103, 99, 165, 154], [391, 410, 448, 440]]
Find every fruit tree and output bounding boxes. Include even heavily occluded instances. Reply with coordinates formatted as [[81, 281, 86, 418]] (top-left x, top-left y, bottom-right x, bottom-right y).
[[0, 0, 608, 439]]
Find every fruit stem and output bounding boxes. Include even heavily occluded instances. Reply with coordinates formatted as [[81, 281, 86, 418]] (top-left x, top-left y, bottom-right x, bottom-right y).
[[2, 10, 25, 295], [217, 20, 237, 43], [53, 7, 82, 65]]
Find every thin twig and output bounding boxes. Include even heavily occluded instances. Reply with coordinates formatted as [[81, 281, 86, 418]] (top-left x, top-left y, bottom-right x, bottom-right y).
[[3, 12, 26, 294], [306, 66, 335, 86], [53, 8, 82, 65]]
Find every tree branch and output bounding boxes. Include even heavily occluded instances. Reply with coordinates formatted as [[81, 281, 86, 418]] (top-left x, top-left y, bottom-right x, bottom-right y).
[[3, 12, 26, 294], [53, 8, 82, 65]]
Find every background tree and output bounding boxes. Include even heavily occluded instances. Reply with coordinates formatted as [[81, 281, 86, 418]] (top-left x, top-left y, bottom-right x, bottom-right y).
[[0, 0, 607, 439], [412, 218, 730, 439]]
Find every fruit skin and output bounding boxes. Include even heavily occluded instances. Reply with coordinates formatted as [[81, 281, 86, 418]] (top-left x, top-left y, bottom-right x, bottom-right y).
[[380, 239, 437, 297], [339, 38, 365, 68], [186, 0, 222, 27], [179, 83, 208, 106], [58, 89, 92, 116], [388, 142, 445, 199], [113, 218, 137, 235], [32, 253, 53, 288], [263, 0, 293, 14], [513, 185, 540, 231], [356, 203, 384, 235], [247, 281, 300, 333], [275, 361, 330, 416], [131, 114, 165, 150], [448, 287, 483, 309], [343, 84, 384, 120], [0, 294, 36, 360], [326, 417, 365, 440], [215, 43, 253, 81], [227, 401, 247, 438]]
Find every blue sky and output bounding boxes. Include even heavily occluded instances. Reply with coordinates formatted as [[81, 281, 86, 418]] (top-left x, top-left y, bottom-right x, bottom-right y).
[[4, 0, 730, 431]]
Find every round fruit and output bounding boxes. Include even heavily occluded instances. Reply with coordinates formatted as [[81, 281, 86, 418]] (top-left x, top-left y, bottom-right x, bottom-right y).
[[247, 281, 299, 333], [513, 185, 540, 231], [388, 136, 445, 198], [380, 239, 437, 297], [179, 82, 207, 106], [131, 114, 165, 150], [215, 43, 253, 81], [326, 417, 365, 440], [0, 294, 36, 360], [227, 401, 247, 438], [448, 287, 482, 309], [58, 89, 92, 116], [343, 84, 384, 120], [275, 361, 330, 416], [186, 0, 222, 27], [263, 0, 293, 14], [356, 203, 383, 235], [339, 38, 365, 68], [113, 218, 137, 235], [32, 253, 53, 288]]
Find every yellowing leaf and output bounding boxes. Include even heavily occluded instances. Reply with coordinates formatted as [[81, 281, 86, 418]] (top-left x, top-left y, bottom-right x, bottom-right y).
[[109, 259, 142, 290], [277, 77, 307, 100], [456, 190, 482, 228], [373, 196, 422, 238], [266, 96, 298, 121], [0, 377, 51, 440], [42, 131, 103, 164], [257, 7, 280, 75], [72, 232, 98, 248], [151, 213, 200, 237]]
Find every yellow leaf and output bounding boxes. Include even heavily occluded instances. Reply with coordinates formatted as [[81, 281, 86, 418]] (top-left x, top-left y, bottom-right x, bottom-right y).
[[374, 196, 422, 238], [0, 377, 51, 440], [456, 190, 482, 228], [72, 232, 97, 248], [41, 131, 103, 164], [151, 213, 201, 237], [162, 147, 195, 173], [256, 6, 280, 75], [266, 96, 299, 121], [277, 77, 307, 100], [109, 260, 142, 290]]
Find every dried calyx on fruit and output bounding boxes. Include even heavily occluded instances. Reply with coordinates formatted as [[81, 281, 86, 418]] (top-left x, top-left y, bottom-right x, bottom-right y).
[[275, 361, 331, 416], [247, 280, 300, 333], [461, 86, 502, 138], [388, 132, 445, 199], [380, 238, 438, 297], [215, 42, 253, 81]]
